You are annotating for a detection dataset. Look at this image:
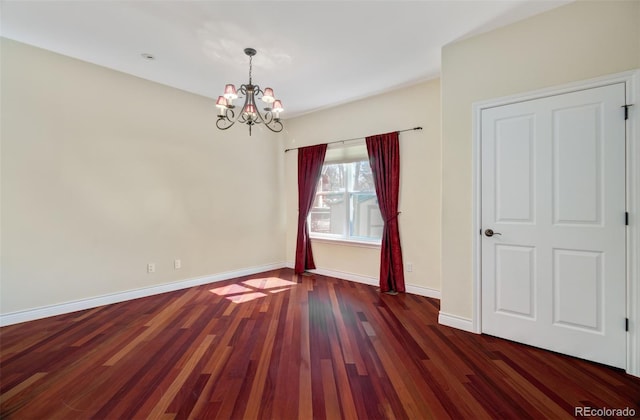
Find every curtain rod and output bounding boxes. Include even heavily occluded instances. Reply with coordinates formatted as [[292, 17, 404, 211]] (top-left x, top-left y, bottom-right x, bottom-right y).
[[283, 126, 423, 152]]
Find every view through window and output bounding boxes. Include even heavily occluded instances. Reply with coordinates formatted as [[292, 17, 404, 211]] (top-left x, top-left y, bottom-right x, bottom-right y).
[[309, 160, 382, 243]]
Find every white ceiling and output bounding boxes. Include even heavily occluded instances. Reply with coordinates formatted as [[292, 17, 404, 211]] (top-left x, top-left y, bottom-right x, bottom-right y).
[[1, 0, 570, 118]]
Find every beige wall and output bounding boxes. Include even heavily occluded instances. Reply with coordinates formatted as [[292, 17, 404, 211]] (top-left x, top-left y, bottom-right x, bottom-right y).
[[283, 79, 442, 293], [9, 0, 633, 320], [441, 0, 640, 319], [1, 39, 285, 314]]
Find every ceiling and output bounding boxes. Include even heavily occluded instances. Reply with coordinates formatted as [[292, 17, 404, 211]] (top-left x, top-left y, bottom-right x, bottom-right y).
[[1, 0, 571, 118]]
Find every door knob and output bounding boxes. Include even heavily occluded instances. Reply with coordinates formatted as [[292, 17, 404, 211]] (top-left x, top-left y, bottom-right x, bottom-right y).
[[484, 229, 502, 237]]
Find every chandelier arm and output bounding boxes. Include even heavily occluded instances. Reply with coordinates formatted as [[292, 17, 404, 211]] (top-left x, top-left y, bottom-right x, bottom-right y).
[[268, 119, 284, 133], [253, 108, 272, 125], [253, 109, 283, 133], [216, 106, 238, 130], [216, 117, 235, 130], [226, 107, 236, 121], [250, 100, 284, 133]]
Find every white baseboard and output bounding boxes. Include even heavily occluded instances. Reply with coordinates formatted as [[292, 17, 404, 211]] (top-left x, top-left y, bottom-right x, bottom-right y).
[[285, 262, 441, 299], [406, 284, 441, 300], [0, 262, 286, 327], [308, 267, 379, 287], [438, 311, 476, 333]]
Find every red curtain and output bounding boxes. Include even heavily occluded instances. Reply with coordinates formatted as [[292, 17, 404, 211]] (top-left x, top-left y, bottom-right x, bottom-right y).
[[295, 144, 327, 274], [366, 132, 405, 293]]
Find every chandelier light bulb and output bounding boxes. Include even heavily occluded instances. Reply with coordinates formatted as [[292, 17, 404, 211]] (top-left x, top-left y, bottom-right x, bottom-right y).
[[272, 100, 284, 115], [223, 84, 238, 101], [215, 96, 228, 116], [243, 103, 257, 119], [215, 96, 228, 108], [262, 87, 275, 104]]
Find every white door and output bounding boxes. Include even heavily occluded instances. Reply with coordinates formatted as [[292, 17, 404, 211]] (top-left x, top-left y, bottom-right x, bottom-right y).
[[481, 83, 627, 369]]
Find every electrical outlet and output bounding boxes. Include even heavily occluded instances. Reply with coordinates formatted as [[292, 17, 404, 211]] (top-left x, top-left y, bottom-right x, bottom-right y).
[[147, 263, 155, 273], [406, 262, 413, 273], [174, 259, 181, 269]]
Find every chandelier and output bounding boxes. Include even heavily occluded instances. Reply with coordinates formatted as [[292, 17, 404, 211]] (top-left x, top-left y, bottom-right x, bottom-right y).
[[215, 48, 284, 135]]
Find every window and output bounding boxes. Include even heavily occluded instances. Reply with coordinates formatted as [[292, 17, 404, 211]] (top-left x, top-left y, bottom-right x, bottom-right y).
[[309, 143, 382, 244]]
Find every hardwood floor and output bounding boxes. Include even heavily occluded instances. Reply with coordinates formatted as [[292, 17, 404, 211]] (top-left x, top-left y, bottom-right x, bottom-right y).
[[1, 268, 639, 419]]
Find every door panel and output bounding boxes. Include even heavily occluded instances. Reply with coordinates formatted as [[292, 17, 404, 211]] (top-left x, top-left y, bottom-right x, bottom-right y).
[[552, 249, 602, 331], [495, 115, 535, 223], [481, 83, 626, 369], [553, 104, 602, 225], [495, 245, 536, 319]]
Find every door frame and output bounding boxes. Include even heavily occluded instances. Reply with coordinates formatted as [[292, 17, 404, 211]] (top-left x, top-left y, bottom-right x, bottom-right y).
[[471, 70, 640, 377]]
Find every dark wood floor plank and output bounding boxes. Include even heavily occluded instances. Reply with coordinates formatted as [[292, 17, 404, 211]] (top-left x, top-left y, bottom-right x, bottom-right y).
[[243, 308, 281, 419], [268, 281, 302, 420], [2, 267, 640, 419], [492, 359, 567, 418], [297, 279, 313, 420]]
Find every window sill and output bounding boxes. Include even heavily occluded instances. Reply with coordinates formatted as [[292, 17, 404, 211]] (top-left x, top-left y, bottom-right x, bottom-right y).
[[310, 236, 381, 249]]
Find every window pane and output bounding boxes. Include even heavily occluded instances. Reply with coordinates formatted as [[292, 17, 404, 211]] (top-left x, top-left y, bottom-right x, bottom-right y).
[[310, 192, 345, 235], [319, 164, 346, 192], [350, 161, 375, 192], [350, 193, 383, 240]]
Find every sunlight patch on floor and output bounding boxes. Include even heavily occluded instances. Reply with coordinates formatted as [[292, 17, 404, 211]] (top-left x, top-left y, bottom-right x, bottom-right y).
[[209, 277, 298, 303], [243, 277, 297, 289], [209, 284, 253, 296]]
